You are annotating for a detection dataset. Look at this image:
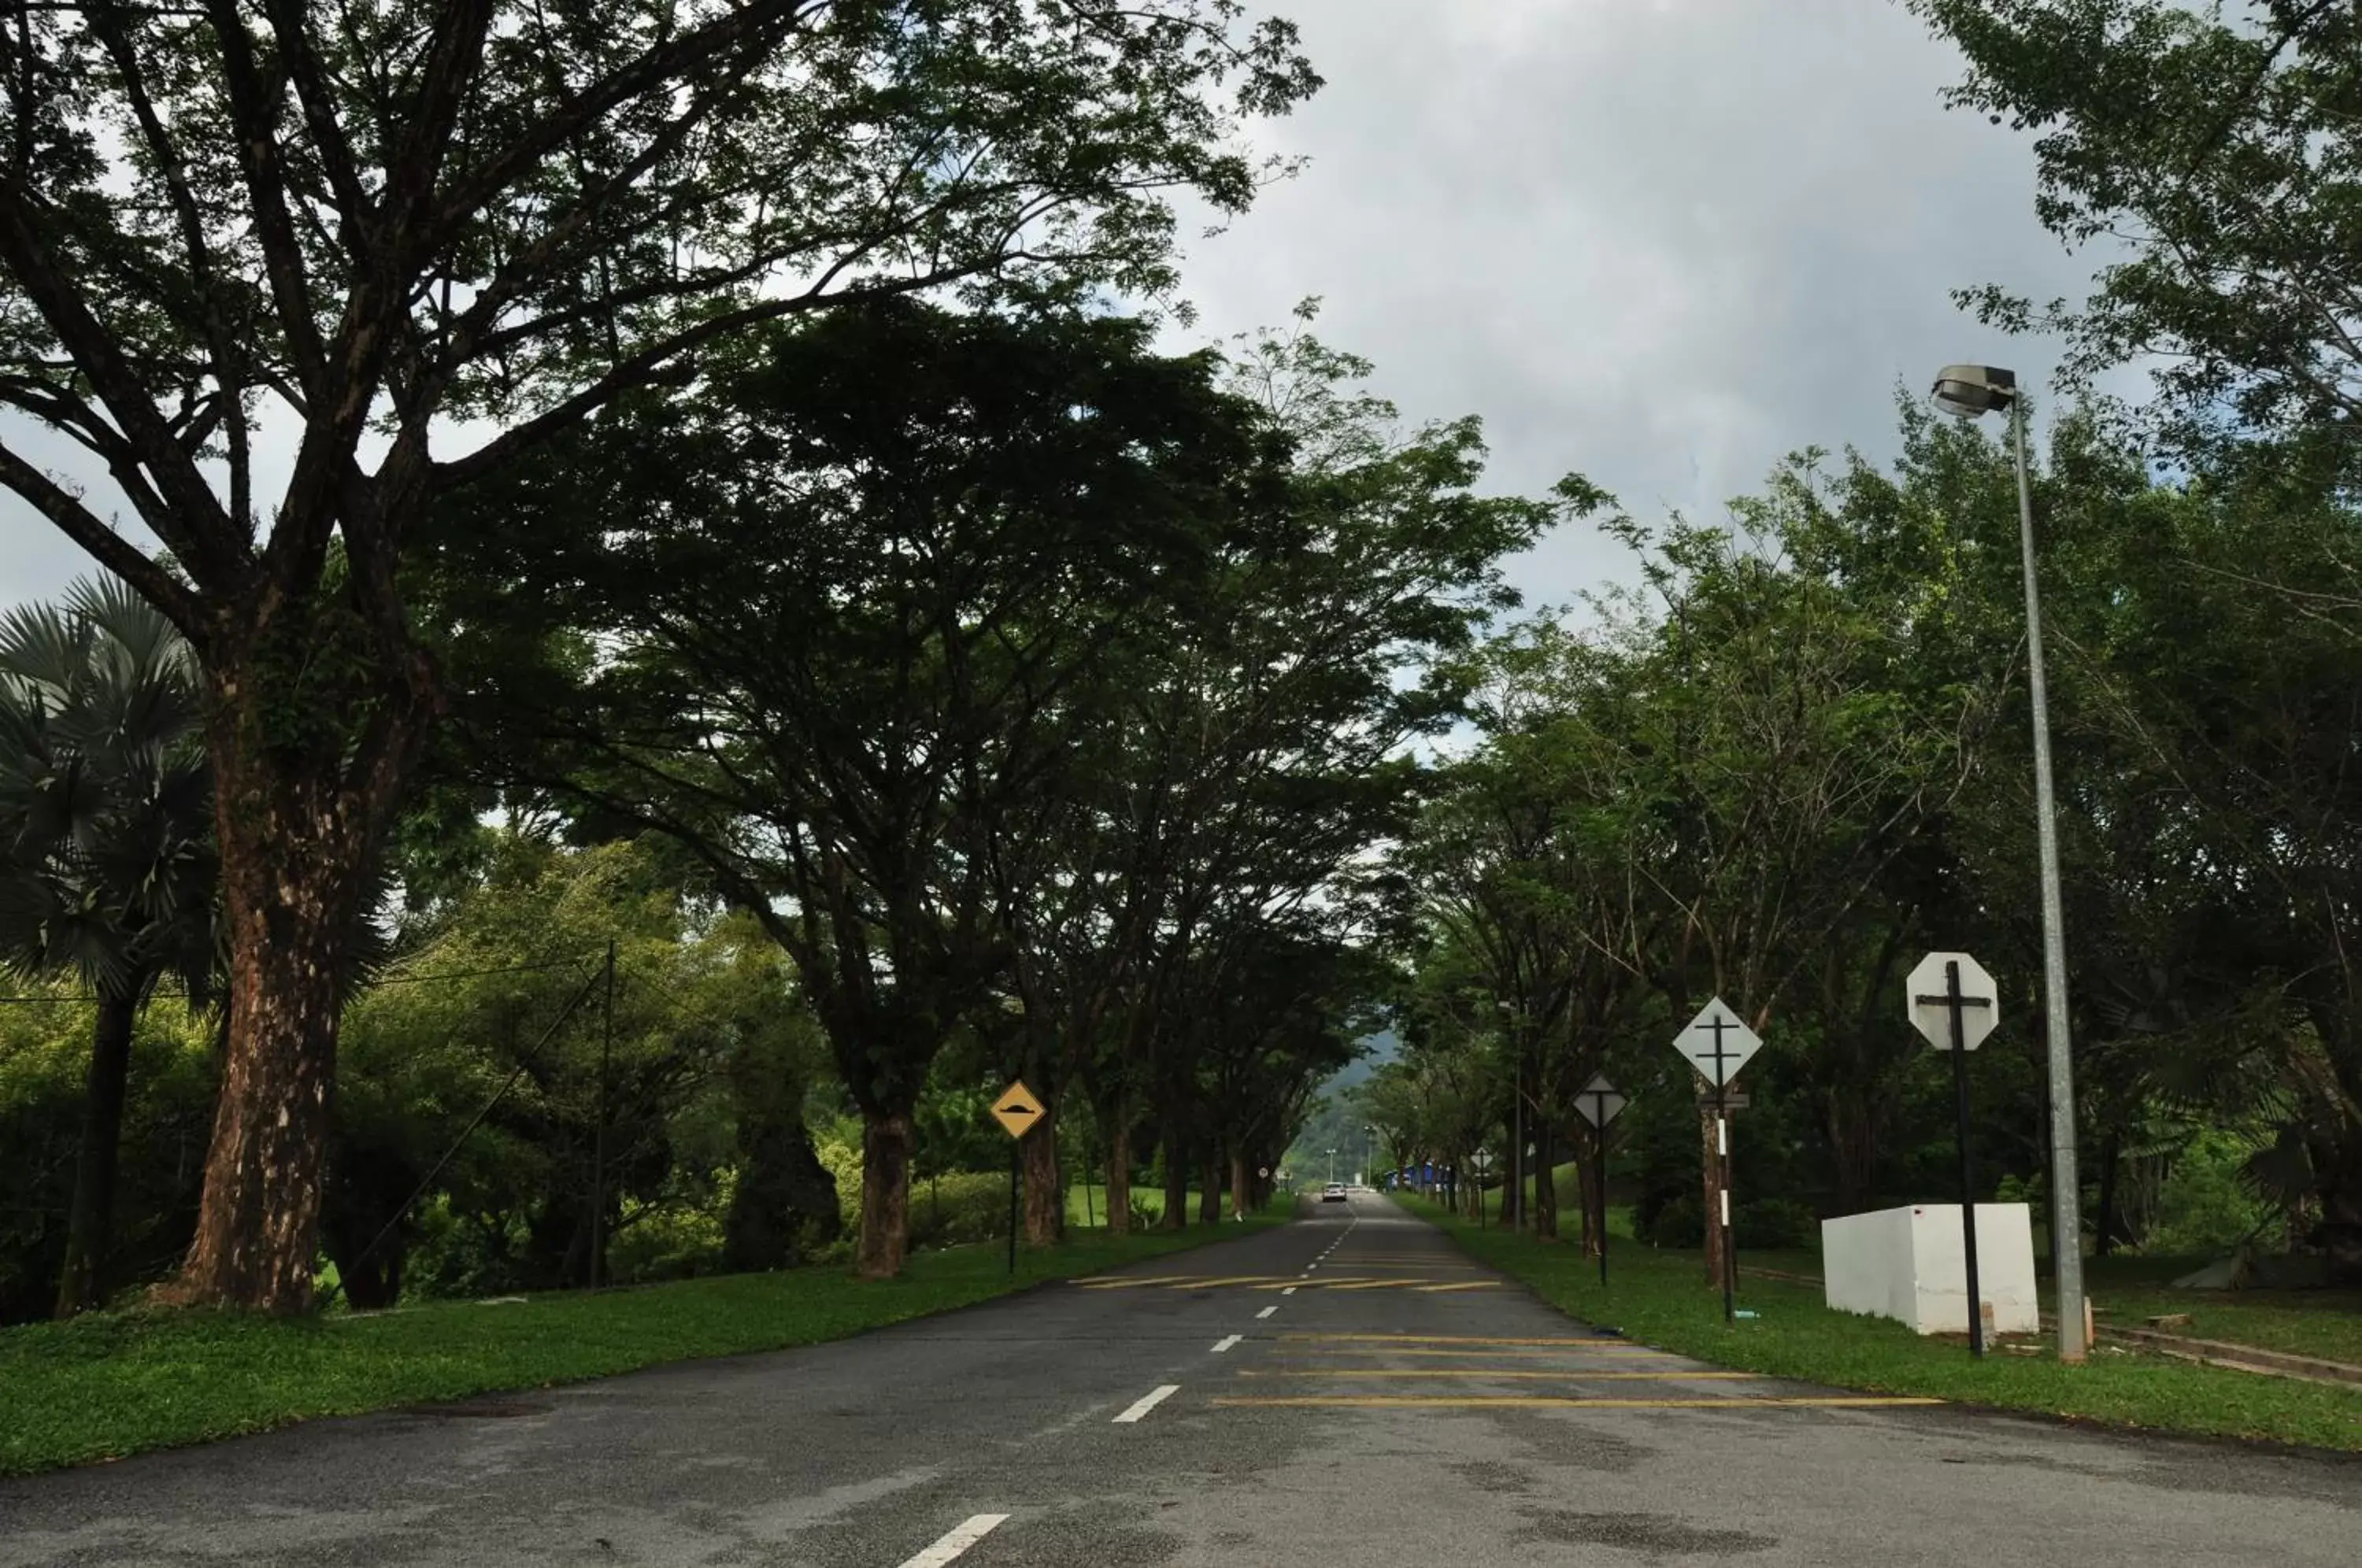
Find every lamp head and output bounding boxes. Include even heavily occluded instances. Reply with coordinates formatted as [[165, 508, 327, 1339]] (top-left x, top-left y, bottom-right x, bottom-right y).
[[1931, 364, 2018, 419]]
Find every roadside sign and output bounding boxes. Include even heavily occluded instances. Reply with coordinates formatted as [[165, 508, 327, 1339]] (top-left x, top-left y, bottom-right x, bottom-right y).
[[1575, 1074, 1626, 1288], [1673, 997, 1761, 1089], [990, 1080, 1046, 1140], [1257, 1165, 1270, 1179], [1908, 952, 1999, 1051], [1909, 951, 2001, 1360], [1573, 1074, 1627, 1129], [1693, 1091, 1752, 1111]]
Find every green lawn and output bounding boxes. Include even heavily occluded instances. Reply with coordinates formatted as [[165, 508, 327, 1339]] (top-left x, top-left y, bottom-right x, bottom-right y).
[[1, 1204, 1291, 1479], [1446, 1171, 2362, 1369], [1401, 1195, 2362, 1454], [1062, 1183, 1253, 1228]]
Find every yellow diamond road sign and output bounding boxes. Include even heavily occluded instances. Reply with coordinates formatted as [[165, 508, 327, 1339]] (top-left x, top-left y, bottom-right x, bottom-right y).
[[991, 1079, 1045, 1140]]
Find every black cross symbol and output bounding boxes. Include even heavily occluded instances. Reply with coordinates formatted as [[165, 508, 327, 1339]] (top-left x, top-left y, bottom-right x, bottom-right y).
[[1692, 1010, 1746, 1089], [1915, 959, 1993, 1052], [1580, 1086, 1621, 1128]]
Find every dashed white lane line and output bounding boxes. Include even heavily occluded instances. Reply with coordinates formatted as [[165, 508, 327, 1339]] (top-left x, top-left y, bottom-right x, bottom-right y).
[[897, 1514, 1009, 1567], [1212, 1334, 1242, 1354], [1113, 1385, 1180, 1424], [1257, 1306, 1277, 1319], [1282, 1286, 1298, 1296]]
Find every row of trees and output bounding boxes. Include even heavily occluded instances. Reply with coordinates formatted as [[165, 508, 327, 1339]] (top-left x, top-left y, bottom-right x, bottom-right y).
[[2, 284, 1574, 1315], [1360, 0, 2362, 1287], [0, 0, 1354, 1311]]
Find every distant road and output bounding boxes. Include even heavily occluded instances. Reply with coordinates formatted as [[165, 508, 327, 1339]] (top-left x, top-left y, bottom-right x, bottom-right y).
[[2, 1191, 2355, 1565]]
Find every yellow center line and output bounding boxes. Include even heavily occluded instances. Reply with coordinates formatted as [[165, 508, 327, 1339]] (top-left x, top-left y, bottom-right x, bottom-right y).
[[1280, 1347, 1668, 1360], [1412, 1281, 1501, 1292], [1320, 1278, 1449, 1291], [1235, 1369, 1768, 1381], [1071, 1275, 1200, 1288], [1211, 1396, 1947, 1410], [1279, 1333, 1635, 1347], [1146, 1274, 1290, 1289], [1250, 1278, 1377, 1290]]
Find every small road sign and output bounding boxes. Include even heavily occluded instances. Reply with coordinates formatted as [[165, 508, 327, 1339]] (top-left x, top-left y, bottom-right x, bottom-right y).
[[991, 1080, 1046, 1141], [1574, 1074, 1625, 1289], [1674, 997, 1761, 1089], [1908, 951, 2000, 1360], [1908, 952, 1999, 1051], [1257, 1166, 1270, 1179], [1573, 1074, 1626, 1130], [1693, 1091, 1752, 1111]]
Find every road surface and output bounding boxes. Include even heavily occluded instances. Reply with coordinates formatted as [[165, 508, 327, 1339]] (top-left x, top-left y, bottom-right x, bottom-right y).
[[1, 1190, 2355, 1565]]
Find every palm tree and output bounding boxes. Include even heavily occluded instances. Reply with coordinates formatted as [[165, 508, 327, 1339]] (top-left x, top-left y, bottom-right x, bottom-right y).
[[0, 577, 220, 1317]]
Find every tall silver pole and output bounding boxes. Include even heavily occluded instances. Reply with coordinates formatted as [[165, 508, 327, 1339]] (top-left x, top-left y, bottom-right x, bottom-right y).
[[2012, 401, 2087, 1363]]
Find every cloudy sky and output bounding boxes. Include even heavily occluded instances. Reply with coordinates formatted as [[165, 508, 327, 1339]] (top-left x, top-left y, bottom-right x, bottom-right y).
[[1160, 0, 2139, 613], [0, 0, 2132, 616]]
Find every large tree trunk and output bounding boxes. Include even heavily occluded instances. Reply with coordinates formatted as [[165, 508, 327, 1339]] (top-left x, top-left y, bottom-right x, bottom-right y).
[[1823, 1093, 1882, 1217], [1535, 1123, 1558, 1240], [171, 636, 431, 1314], [54, 992, 139, 1318], [1199, 1151, 1221, 1225], [856, 1108, 916, 1278], [1161, 1129, 1189, 1230], [1104, 1119, 1133, 1237], [1021, 1106, 1062, 1247], [1229, 1149, 1250, 1221]]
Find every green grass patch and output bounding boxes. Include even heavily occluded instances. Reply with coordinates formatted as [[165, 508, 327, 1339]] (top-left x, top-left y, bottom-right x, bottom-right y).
[[1401, 1195, 2362, 1454], [2068, 1259, 2362, 1368], [0, 1204, 1291, 1479]]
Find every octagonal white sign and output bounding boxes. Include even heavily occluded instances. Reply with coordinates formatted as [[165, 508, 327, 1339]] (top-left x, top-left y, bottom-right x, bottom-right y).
[[1906, 951, 2000, 1051]]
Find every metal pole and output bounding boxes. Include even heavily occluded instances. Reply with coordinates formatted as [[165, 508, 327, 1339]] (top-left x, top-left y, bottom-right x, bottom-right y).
[[2013, 401, 2087, 1363], [1949, 960, 1985, 1358], [1719, 1089, 1735, 1325], [1007, 1137, 1020, 1274], [590, 938, 614, 1291], [1597, 1122, 1609, 1289]]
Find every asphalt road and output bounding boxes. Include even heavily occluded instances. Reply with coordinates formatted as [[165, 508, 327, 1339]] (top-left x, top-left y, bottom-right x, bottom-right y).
[[2, 1191, 2356, 1566]]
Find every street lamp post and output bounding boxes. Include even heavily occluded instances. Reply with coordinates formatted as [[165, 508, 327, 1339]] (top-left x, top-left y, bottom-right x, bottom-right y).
[[1929, 364, 2088, 1363], [1327, 1147, 1337, 1185]]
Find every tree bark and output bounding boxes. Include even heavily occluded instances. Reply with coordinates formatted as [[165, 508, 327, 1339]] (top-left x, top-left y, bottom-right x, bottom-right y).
[[1229, 1149, 1249, 1221], [1161, 1128, 1189, 1230], [1021, 1104, 1062, 1247], [54, 992, 139, 1318], [856, 1108, 916, 1279], [168, 631, 433, 1314], [1104, 1119, 1133, 1237], [1199, 1151, 1221, 1225], [1535, 1122, 1558, 1240], [1823, 1093, 1882, 1217]]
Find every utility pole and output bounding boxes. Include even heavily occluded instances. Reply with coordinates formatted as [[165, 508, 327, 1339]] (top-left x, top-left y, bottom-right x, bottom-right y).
[[590, 939, 615, 1291]]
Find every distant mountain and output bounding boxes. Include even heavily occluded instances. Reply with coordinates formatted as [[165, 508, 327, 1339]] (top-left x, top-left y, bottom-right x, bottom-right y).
[[1279, 1031, 1400, 1183], [1324, 1029, 1398, 1093]]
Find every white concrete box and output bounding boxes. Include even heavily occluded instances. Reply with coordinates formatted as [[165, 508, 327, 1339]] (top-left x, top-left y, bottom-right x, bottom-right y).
[[1820, 1204, 2039, 1335]]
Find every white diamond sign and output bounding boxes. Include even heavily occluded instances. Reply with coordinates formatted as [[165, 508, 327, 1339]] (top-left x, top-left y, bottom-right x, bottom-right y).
[[1673, 997, 1760, 1089], [1573, 1074, 1627, 1129], [1906, 952, 2000, 1052]]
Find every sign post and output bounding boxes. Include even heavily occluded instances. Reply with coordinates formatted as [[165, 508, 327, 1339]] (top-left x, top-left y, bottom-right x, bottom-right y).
[[1908, 952, 2000, 1357], [1673, 998, 1762, 1324], [991, 1080, 1046, 1274], [1572, 1074, 1627, 1287], [1470, 1147, 1493, 1228]]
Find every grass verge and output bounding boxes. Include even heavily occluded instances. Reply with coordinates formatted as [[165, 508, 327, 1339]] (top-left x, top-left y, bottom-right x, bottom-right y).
[[0, 1204, 1292, 1479], [1401, 1196, 2362, 1455]]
